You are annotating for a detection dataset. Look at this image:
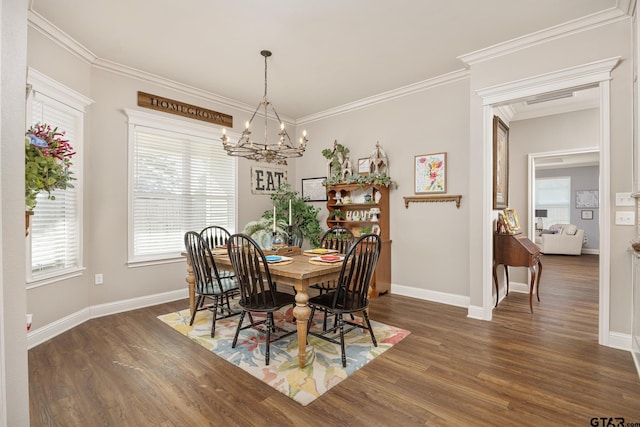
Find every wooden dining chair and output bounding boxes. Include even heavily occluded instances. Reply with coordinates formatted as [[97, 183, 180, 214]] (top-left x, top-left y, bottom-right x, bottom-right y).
[[318, 225, 355, 257], [287, 225, 304, 248], [306, 233, 381, 367], [200, 225, 234, 278], [200, 225, 232, 256], [227, 233, 296, 365], [183, 231, 240, 337], [311, 225, 356, 330], [311, 226, 355, 293]]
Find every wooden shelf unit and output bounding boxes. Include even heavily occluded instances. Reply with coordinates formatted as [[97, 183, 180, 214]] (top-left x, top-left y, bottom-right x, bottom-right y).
[[326, 183, 391, 296]]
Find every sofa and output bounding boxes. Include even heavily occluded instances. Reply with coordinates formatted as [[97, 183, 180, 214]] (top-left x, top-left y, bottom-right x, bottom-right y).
[[536, 224, 584, 255]]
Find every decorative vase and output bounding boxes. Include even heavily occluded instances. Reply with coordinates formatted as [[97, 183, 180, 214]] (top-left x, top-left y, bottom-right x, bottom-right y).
[[25, 211, 34, 237]]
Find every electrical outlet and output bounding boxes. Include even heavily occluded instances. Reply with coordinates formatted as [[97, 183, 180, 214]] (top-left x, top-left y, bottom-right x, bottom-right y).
[[95, 273, 103, 285]]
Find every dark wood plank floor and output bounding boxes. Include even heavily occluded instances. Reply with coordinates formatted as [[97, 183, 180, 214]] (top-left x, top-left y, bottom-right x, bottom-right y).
[[29, 254, 640, 426]]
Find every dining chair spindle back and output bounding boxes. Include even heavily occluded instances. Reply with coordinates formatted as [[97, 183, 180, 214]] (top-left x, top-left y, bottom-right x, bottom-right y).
[[227, 233, 296, 365], [183, 231, 240, 337], [306, 233, 381, 367]]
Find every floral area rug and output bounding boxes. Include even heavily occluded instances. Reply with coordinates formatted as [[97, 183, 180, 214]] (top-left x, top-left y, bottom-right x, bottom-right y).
[[157, 305, 410, 406]]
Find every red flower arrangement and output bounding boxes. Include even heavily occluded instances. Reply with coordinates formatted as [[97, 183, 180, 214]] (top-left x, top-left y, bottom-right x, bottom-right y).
[[25, 123, 76, 210]]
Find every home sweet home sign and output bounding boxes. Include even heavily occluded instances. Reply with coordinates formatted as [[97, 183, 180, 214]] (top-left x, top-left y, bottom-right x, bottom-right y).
[[137, 91, 232, 127]]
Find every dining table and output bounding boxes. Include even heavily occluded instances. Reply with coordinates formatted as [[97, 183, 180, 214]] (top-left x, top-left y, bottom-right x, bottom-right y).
[[183, 249, 344, 368]]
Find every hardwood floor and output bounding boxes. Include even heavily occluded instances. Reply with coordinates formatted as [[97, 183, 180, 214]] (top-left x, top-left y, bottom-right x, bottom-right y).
[[29, 254, 640, 426]]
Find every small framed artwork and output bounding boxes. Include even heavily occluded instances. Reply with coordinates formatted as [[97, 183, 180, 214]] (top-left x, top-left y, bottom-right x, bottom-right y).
[[581, 210, 594, 220], [371, 224, 381, 236], [503, 208, 521, 234], [576, 190, 598, 208], [301, 177, 327, 202], [493, 116, 509, 210], [414, 152, 446, 194], [358, 158, 370, 176]]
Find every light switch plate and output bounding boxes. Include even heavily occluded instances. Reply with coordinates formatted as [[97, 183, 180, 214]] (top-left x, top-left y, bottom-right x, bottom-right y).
[[615, 192, 634, 206], [615, 211, 635, 225]]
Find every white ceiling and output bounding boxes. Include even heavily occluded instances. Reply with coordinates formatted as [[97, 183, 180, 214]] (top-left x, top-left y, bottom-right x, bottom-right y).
[[30, 0, 620, 120]]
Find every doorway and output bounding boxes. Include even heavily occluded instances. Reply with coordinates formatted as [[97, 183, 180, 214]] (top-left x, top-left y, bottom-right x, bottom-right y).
[[477, 57, 619, 346]]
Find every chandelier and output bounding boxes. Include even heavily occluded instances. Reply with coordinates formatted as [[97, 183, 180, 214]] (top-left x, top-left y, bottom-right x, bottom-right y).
[[221, 50, 308, 165]]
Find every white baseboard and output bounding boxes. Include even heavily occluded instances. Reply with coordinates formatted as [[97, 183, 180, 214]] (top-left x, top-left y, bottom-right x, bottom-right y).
[[467, 305, 486, 320], [391, 283, 470, 308], [582, 248, 600, 255], [607, 331, 632, 351], [633, 348, 640, 380], [27, 288, 187, 349]]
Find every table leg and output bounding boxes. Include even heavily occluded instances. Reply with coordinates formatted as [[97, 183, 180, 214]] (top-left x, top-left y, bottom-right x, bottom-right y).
[[505, 266, 510, 296], [528, 267, 537, 313], [292, 284, 311, 368], [492, 263, 499, 307], [185, 257, 196, 316], [536, 260, 542, 302]]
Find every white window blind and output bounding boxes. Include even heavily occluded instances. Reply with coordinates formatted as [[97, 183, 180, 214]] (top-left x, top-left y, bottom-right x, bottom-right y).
[[131, 124, 236, 262], [28, 97, 81, 277], [535, 177, 571, 228]]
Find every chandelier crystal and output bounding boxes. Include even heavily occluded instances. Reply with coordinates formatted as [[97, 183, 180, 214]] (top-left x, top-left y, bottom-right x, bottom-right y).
[[221, 50, 308, 165]]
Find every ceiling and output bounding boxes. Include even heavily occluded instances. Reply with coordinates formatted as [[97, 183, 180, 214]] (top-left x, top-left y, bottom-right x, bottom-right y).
[[29, 0, 620, 121]]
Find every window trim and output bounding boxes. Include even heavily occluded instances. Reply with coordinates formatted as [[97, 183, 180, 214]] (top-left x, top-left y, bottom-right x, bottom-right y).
[[124, 108, 238, 266], [25, 68, 92, 286]]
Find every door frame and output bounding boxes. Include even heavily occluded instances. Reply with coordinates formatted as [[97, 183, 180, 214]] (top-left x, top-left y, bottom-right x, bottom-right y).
[[477, 57, 619, 346]]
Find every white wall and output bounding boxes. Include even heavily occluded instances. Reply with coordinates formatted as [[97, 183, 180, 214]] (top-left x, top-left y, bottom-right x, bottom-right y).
[[296, 78, 471, 302]]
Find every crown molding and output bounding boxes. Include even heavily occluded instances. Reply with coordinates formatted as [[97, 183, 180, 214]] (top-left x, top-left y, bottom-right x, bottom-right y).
[[296, 69, 469, 125], [91, 58, 279, 122], [458, 7, 628, 67], [511, 99, 598, 122], [495, 105, 515, 123], [617, 0, 636, 16], [27, 10, 97, 64], [27, 9, 292, 125]]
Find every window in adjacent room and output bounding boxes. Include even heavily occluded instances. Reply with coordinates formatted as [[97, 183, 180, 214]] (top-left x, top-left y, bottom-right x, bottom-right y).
[[535, 176, 571, 228], [126, 110, 237, 265]]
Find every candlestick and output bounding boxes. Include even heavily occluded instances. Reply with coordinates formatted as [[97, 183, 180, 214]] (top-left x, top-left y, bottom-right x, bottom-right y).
[[273, 206, 276, 232], [289, 200, 292, 226]]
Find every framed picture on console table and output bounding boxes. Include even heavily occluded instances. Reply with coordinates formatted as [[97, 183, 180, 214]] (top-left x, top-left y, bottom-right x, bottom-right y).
[[503, 208, 521, 234], [493, 116, 509, 210]]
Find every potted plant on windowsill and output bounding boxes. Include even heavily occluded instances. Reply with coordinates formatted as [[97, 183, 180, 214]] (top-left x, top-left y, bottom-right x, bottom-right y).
[[25, 123, 75, 235]]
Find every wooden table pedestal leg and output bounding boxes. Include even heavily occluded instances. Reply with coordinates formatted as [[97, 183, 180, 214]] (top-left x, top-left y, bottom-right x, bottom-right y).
[[293, 285, 311, 369], [185, 258, 196, 317]]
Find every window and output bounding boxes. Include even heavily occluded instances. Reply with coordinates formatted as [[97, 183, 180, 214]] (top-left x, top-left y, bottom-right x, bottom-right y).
[[126, 110, 237, 264], [26, 69, 92, 284], [535, 177, 571, 228]]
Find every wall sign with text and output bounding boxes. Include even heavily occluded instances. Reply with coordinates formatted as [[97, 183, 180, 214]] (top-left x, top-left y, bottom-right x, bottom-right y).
[[137, 91, 232, 127], [251, 166, 287, 194]]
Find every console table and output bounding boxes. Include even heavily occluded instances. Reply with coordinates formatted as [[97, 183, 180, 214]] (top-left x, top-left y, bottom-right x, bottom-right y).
[[492, 233, 542, 313]]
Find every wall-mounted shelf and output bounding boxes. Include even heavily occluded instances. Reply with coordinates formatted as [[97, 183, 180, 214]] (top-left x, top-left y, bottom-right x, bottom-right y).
[[403, 195, 462, 209]]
